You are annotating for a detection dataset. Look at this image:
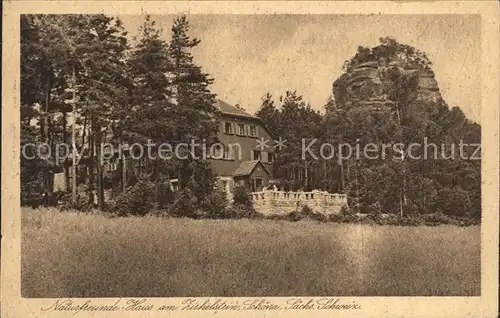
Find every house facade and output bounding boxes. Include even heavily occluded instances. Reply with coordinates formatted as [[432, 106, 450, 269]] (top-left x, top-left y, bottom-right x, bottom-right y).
[[208, 99, 276, 198], [62, 99, 276, 204]]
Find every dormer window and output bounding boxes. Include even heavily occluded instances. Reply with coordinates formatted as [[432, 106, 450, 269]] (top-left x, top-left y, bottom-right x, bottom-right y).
[[224, 122, 233, 134]]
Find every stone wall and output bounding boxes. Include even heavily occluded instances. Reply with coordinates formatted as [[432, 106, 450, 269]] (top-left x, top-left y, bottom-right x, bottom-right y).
[[251, 189, 348, 216]]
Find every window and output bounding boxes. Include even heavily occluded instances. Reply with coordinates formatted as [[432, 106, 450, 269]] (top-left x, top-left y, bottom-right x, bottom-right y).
[[224, 122, 233, 134], [210, 144, 224, 159], [253, 150, 261, 161], [254, 178, 263, 191], [267, 152, 274, 163], [249, 125, 256, 137], [223, 145, 233, 160], [237, 123, 245, 135]]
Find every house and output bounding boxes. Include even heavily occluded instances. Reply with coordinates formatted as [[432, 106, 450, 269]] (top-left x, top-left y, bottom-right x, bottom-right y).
[[206, 99, 276, 197], [63, 99, 277, 203]]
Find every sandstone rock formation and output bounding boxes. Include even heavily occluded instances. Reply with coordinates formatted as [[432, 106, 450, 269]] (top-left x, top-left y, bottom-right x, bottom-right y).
[[333, 44, 442, 112]]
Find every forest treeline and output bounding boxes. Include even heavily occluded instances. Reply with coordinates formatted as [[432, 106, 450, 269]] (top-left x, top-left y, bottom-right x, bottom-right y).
[[21, 14, 221, 214], [256, 38, 481, 220]]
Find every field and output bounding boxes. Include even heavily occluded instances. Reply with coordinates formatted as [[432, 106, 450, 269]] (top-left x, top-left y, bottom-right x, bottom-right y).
[[21, 207, 480, 297]]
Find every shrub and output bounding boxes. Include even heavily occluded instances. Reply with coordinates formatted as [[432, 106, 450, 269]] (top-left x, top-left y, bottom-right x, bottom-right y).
[[225, 203, 261, 219], [365, 202, 382, 215], [372, 213, 399, 226], [233, 185, 252, 206], [59, 192, 93, 212], [300, 205, 314, 215], [167, 188, 199, 218], [328, 213, 346, 223], [339, 205, 352, 216], [438, 187, 471, 217], [284, 205, 327, 222], [286, 211, 302, 222], [21, 174, 44, 207], [200, 189, 229, 219], [113, 181, 156, 216], [156, 180, 175, 210], [398, 216, 424, 226], [422, 213, 447, 226]]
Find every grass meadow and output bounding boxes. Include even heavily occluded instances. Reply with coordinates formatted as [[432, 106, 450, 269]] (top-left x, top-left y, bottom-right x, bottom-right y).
[[21, 207, 480, 297]]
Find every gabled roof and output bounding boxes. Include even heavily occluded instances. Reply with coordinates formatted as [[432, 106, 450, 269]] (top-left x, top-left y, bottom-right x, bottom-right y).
[[216, 99, 258, 119], [233, 160, 271, 177], [216, 99, 276, 139]]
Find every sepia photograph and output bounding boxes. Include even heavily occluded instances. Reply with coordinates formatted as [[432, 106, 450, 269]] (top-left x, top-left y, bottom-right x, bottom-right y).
[[2, 1, 499, 317]]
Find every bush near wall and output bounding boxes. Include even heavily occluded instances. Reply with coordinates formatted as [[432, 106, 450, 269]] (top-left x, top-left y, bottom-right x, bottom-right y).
[[224, 204, 262, 219], [233, 185, 252, 206]]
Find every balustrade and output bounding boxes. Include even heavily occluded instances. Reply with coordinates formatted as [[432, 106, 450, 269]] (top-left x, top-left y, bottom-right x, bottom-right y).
[[251, 190, 347, 204]]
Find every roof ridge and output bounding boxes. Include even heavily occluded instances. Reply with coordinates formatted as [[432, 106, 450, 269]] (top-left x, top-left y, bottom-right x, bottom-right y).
[[232, 159, 271, 177], [216, 99, 257, 118]]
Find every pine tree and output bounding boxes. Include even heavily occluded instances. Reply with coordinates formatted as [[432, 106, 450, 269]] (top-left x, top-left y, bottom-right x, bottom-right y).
[[119, 15, 179, 208], [167, 15, 219, 198], [256, 91, 323, 191], [122, 15, 175, 143], [256, 93, 280, 134], [74, 15, 130, 209]]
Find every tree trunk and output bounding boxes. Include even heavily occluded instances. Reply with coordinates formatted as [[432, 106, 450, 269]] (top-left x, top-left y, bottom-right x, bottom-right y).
[[71, 63, 78, 203], [396, 100, 405, 217], [122, 156, 127, 194], [42, 67, 53, 195], [80, 113, 88, 151], [399, 189, 404, 217], [339, 135, 345, 193], [48, 115, 55, 195], [88, 115, 94, 205], [355, 166, 360, 213], [93, 118, 105, 210], [304, 160, 308, 190], [339, 162, 345, 193], [62, 111, 70, 192]]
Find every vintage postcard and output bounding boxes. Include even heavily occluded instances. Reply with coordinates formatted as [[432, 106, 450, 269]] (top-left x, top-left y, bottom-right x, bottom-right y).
[[2, 1, 499, 317]]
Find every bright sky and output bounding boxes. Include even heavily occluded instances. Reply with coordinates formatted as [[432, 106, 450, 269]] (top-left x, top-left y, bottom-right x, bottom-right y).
[[119, 14, 481, 123]]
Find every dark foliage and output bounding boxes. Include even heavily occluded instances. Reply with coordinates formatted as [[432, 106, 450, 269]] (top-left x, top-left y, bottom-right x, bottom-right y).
[[113, 181, 156, 216], [233, 185, 253, 206], [167, 188, 199, 218], [224, 204, 261, 219], [200, 189, 229, 219]]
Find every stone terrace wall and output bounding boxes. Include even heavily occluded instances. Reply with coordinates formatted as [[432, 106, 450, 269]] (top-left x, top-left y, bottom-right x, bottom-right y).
[[251, 190, 348, 216]]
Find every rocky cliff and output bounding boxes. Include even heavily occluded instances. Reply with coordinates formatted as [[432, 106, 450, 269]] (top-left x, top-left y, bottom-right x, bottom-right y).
[[333, 42, 442, 111]]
